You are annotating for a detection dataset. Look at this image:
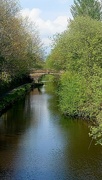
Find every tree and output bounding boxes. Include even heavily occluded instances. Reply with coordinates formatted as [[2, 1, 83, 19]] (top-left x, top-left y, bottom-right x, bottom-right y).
[[46, 16, 102, 72], [71, 0, 102, 20], [46, 16, 102, 144], [0, 0, 44, 82], [0, 0, 44, 95]]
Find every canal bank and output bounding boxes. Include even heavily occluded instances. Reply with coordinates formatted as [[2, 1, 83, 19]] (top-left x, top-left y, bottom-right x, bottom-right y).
[[0, 82, 43, 117]]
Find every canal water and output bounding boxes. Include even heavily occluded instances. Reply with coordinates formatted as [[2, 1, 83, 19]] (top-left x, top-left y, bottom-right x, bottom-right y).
[[0, 84, 102, 180]]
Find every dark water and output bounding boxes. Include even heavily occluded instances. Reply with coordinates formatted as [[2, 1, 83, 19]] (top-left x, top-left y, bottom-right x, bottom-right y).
[[0, 84, 102, 180]]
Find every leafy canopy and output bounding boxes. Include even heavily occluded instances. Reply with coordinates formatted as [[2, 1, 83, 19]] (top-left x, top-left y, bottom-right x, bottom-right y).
[[71, 0, 102, 20]]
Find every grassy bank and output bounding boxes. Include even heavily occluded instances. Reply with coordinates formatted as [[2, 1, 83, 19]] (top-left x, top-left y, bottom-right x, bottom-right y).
[[0, 82, 43, 116]]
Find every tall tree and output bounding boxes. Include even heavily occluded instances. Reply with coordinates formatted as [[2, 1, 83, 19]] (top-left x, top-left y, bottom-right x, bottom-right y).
[[46, 16, 102, 145], [0, 0, 44, 81], [71, 0, 102, 20]]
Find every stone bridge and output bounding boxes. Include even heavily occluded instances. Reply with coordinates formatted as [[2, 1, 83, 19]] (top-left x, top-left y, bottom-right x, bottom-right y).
[[30, 69, 62, 82]]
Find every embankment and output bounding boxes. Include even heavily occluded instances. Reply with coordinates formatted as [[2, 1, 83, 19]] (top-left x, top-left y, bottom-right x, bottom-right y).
[[0, 82, 43, 116]]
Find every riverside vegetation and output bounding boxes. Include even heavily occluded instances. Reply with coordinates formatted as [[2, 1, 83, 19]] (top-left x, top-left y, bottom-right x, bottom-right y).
[[1, 0, 102, 146], [46, 0, 102, 145], [0, 0, 44, 96], [0, 0, 44, 112], [0, 83, 32, 116]]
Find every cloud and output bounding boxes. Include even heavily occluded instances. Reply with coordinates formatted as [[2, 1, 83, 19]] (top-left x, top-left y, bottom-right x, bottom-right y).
[[20, 8, 68, 52]]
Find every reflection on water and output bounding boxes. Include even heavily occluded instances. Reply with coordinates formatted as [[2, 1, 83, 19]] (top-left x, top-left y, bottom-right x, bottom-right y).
[[0, 85, 102, 180]]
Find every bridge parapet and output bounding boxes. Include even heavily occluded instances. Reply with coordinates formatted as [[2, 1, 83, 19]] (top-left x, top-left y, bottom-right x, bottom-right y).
[[30, 69, 62, 83]]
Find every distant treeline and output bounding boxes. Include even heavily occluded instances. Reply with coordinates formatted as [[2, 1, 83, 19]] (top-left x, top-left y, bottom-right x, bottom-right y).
[[46, 0, 102, 145]]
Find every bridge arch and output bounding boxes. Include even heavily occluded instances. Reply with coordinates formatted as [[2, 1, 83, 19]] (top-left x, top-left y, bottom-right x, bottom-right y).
[[30, 69, 61, 83]]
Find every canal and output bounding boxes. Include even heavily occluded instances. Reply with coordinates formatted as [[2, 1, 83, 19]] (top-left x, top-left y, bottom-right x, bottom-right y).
[[0, 83, 102, 180]]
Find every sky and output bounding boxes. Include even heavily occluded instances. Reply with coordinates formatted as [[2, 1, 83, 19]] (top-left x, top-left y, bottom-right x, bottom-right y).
[[19, 0, 74, 54]]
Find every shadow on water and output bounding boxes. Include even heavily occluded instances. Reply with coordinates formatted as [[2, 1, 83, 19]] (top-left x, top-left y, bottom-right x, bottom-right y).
[[0, 96, 33, 174], [0, 83, 102, 180]]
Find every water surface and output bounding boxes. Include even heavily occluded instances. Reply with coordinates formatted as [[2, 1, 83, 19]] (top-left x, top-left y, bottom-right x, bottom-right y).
[[0, 84, 102, 180]]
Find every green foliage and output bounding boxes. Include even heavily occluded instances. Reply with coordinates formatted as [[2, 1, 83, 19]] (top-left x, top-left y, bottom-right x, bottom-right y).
[[0, 83, 31, 114], [71, 0, 102, 20], [45, 32, 69, 70], [59, 71, 87, 116], [42, 74, 55, 82], [0, 0, 44, 94], [46, 16, 102, 145], [42, 75, 59, 93], [89, 113, 102, 145], [46, 17, 102, 72]]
